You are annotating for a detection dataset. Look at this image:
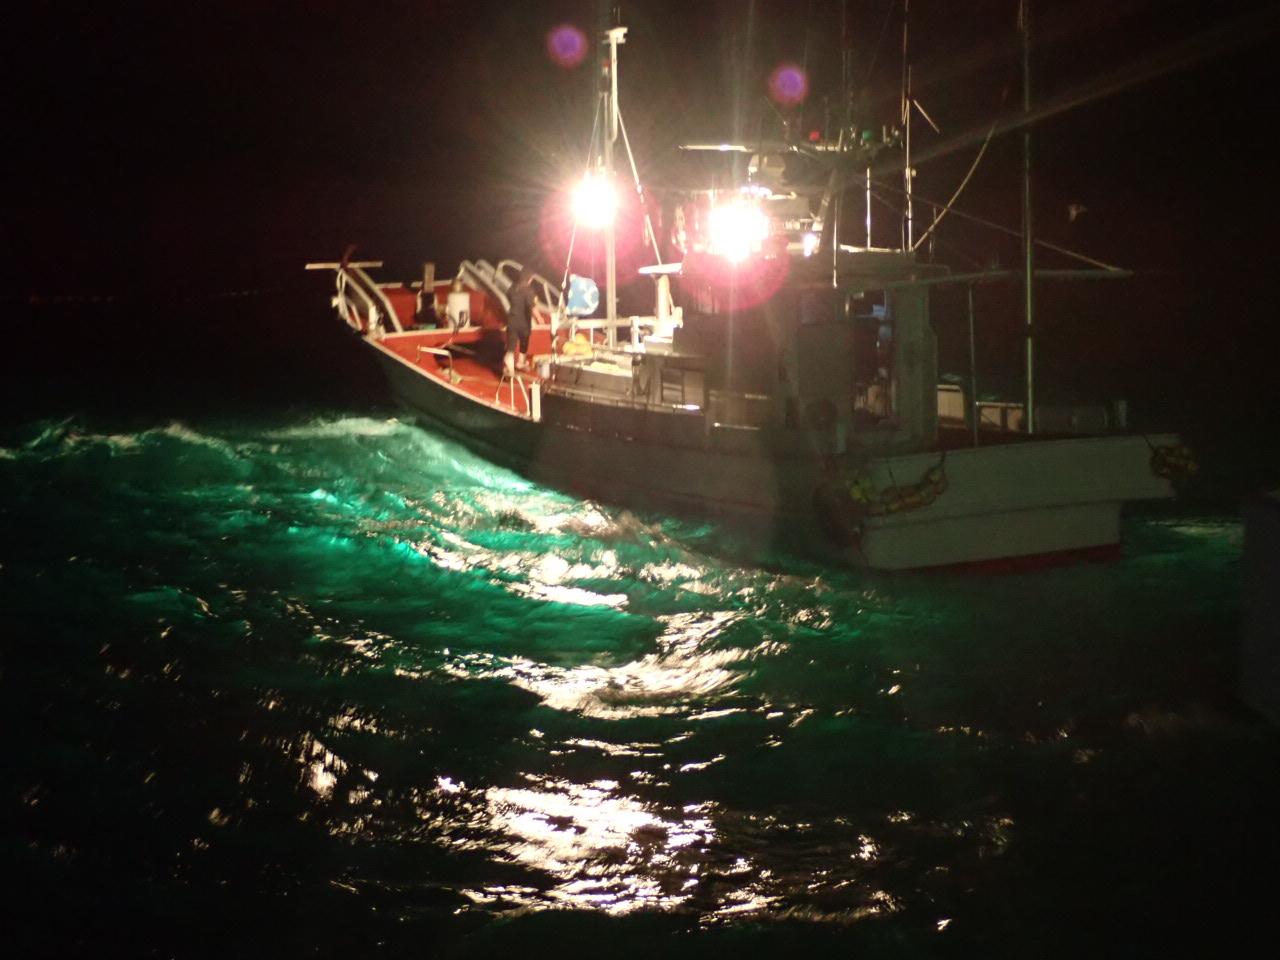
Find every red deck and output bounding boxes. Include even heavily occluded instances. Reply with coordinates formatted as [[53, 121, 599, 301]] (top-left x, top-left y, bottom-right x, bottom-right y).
[[371, 280, 556, 418], [379, 328, 543, 416]]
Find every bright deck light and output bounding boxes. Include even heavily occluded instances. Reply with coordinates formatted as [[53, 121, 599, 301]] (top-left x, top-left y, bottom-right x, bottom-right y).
[[707, 201, 771, 262], [572, 174, 618, 230], [802, 231, 820, 257]]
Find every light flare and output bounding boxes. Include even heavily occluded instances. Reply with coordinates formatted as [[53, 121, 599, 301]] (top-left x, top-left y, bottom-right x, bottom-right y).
[[768, 64, 809, 106], [545, 24, 588, 68], [707, 201, 771, 263], [572, 174, 619, 230]]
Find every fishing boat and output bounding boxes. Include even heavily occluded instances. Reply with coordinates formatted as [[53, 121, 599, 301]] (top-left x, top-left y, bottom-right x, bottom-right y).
[[307, 17, 1193, 572]]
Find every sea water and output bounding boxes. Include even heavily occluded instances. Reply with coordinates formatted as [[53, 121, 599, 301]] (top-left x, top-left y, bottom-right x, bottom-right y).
[[2, 410, 1274, 956]]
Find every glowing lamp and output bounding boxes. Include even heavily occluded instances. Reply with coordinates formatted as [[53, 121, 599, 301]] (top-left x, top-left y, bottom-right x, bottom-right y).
[[707, 201, 771, 263], [802, 232, 820, 257], [572, 174, 618, 230]]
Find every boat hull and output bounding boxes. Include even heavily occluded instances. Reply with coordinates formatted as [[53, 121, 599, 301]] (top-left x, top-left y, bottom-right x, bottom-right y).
[[850, 435, 1176, 570], [367, 337, 1177, 572]]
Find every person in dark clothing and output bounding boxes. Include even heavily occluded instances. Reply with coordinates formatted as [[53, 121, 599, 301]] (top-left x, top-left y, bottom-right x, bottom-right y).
[[504, 268, 535, 376]]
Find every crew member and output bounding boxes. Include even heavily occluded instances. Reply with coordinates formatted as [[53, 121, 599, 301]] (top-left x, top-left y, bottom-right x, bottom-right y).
[[667, 203, 689, 261], [504, 268, 535, 376]]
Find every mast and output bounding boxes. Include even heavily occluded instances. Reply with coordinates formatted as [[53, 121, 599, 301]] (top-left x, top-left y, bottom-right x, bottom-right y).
[[832, 0, 852, 287], [603, 26, 626, 347], [902, 0, 913, 250], [1020, 0, 1036, 433]]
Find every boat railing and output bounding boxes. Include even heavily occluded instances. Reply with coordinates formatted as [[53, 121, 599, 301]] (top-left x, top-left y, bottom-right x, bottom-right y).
[[561, 314, 667, 349], [457, 259, 509, 313], [494, 259, 520, 291], [494, 259, 560, 319], [414, 344, 454, 379], [542, 379, 705, 417], [543, 365, 772, 426], [305, 260, 403, 335], [458, 258, 559, 322]]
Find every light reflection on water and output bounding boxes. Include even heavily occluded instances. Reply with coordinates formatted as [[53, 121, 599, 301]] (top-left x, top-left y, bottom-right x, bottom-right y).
[[442, 610, 751, 718], [3, 414, 1257, 941], [458, 775, 716, 914]]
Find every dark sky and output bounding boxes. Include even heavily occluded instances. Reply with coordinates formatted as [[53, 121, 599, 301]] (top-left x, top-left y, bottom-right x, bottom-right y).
[[5, 0, 1277, 297]]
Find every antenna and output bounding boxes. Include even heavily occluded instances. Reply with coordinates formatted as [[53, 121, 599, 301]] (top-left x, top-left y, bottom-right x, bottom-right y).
[[902, 0, 913, 250], [1020, 0, 1036, 434]]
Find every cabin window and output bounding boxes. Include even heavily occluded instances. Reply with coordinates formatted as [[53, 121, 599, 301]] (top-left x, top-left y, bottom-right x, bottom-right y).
[[852, 293, 895, 425]]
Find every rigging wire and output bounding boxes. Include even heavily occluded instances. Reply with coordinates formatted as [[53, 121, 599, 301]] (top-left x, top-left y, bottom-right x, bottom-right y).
[[617, 111, 663, 263], [801, 0, 815, 78], [862, 0, 898, 87], [911, 90, 1006, 252], [559, 96, 605, 301], [868, 179, 1125, 272], [867, 188, 983, 269]]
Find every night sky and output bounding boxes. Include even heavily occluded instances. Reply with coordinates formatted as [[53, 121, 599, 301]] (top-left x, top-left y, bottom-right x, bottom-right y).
[[5, 0, 1279, 483]]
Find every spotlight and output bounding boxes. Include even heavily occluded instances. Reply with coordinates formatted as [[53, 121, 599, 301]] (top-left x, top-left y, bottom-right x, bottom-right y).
[[572, 174, 618, 230], [707, 201, 771, 263]]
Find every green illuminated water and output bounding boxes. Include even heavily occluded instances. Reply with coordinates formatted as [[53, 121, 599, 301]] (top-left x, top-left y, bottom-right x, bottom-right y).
[[2, 413, 1274, 955]]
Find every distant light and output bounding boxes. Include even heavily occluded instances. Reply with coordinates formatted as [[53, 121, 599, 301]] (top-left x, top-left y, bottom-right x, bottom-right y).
[[546, 24, 588, 68], [808, 129, 821, 142], [572, 174, 618, 230], [768, 64, 808, 106], [802, 232, 820, 257], [708, 201, 771, 263]]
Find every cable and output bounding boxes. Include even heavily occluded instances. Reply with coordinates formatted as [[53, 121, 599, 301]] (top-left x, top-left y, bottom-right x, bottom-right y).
[[559, 97, 605, 301], [911, 95, 1004, 253], [617, 112, 663, 263], [863, 0, 898, 87], [868, 177, 1126, 272]]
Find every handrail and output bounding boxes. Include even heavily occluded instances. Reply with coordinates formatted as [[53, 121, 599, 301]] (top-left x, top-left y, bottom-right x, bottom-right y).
[[350, 263, 405, 334], [494, 259, 520, 293], [415, 344, 454, 378], [457, 259, 510, 313], [542, 379, 704, 415], [330, 267, 383, 334], [495, 258, 559, 316], [313, 256, 560, 337], [459, 258, 560, 328], [324, 262, 404, 334]]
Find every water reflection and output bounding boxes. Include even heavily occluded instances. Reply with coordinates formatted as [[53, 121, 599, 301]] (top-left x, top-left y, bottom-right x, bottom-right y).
[[8, 415, 1246, 940], [459, 774, 716, 913], [442, 610, 752, 719], [407, 758, 1019, 922]]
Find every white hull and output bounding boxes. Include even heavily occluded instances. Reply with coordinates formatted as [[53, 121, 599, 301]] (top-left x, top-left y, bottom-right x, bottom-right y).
[[854, 434, 1177, 570], [459, 395, 1177, 570]]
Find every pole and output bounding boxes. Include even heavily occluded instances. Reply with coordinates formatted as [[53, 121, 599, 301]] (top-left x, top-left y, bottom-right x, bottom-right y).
[[831, 130, 843, 290], [837, 0, 852, 278], [1020, 0, 1035, 434], [865, 166, 872, 247], [603, 26, 626, 347], [968, 284, 979, 447], [902, 0, 913, 250]]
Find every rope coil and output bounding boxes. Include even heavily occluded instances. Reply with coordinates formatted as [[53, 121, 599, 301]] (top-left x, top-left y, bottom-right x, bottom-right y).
[[814, 454, 949, 546]]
